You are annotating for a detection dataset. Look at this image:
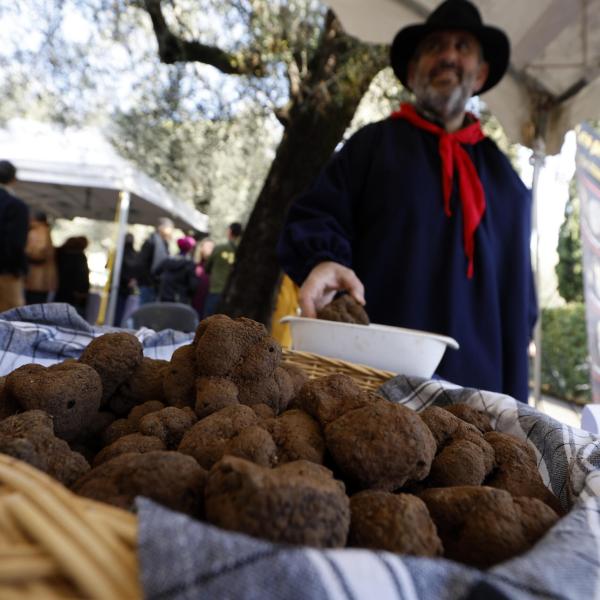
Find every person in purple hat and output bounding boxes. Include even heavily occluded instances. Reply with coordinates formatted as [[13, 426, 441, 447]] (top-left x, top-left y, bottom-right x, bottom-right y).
[[278, 0, 536, 402], [155, 235, 198, 304]]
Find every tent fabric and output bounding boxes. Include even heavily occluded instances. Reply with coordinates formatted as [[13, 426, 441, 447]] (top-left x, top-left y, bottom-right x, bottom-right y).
[[0, 119, 208, 232], [326, 0, 600, 155]]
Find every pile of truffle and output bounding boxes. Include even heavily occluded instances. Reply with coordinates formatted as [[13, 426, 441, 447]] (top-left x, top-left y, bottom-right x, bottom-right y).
[[0, 314, 563, 569]]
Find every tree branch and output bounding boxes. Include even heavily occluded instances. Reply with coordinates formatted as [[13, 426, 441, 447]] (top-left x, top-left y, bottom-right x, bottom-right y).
[[142, 0, 265, 76]]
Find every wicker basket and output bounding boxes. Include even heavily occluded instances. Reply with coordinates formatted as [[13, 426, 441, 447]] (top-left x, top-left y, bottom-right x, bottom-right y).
[[0, 351, 392, 598], [282, 348, 395, 392], [0, 454, 140, 599]]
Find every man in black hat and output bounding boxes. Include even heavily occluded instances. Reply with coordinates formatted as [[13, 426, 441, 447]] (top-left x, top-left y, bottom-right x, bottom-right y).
[[277, 0, 536, 402]]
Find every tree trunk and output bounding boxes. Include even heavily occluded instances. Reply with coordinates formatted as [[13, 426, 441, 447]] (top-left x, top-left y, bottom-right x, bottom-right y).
[[218, 21, 386, 325]]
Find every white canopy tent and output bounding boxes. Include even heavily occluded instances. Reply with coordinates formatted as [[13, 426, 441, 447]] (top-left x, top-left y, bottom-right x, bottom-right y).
[[0, 120, 209, 325], [326, 0, 600, 403]]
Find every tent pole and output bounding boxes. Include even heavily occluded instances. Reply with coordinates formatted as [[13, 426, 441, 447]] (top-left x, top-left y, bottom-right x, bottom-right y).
[[531, 138, 546, 408], [105, 191, 130, 326]]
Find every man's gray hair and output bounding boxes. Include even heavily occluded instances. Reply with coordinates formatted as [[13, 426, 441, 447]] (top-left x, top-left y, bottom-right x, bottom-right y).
[[157, 217, 174, 229]]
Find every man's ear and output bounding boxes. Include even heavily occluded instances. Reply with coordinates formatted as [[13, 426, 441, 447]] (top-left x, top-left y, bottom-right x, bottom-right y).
[[473, 61, 490, 94]]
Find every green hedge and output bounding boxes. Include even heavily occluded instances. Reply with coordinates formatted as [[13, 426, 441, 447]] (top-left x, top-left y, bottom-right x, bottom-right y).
[[539, 303, 590, 404]]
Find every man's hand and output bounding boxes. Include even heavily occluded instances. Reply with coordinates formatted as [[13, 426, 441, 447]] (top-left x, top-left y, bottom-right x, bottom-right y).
[[298, 261, 365, 318]]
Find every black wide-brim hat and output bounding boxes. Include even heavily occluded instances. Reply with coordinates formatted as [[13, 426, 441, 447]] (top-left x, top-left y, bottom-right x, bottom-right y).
[[390, 0, 510, 95]]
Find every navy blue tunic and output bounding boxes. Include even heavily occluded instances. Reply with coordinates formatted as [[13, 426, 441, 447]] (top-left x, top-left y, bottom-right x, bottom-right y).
[[277, 117, 537, 402]]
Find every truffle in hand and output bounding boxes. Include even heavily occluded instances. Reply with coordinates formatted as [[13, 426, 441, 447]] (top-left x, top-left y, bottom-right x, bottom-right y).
[[317, 294, 369, 325]]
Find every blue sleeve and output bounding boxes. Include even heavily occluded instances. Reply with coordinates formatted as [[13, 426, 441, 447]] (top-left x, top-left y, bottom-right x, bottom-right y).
[[277, 123, 381, 285]]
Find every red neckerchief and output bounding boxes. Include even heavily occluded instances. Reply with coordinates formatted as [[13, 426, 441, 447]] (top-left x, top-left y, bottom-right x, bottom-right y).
[[391, 103, 485, 279]]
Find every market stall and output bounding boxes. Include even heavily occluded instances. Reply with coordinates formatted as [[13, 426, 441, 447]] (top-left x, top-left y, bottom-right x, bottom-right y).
[[0, 119, 209, 325]]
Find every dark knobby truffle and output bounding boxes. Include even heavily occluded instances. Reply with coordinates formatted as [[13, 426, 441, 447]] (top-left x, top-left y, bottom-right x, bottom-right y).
[[0, 410, 89, 487], [420, 485, 559, 568], [5, 361, 102, 441], [79, 332, 143, 403], [349, 490, 443, 556], [205, 456, 350, 547], [74, 451, 207, 517], [317, 294, 369, 325]]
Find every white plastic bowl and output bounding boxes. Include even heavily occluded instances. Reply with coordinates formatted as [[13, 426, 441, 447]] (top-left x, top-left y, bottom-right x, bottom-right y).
[[280, 316, 459, 377]]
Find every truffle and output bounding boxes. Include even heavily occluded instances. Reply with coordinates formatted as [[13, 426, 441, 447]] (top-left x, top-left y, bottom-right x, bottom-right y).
[[279, 363, 309, 402], [265, 409, 325, 465], [223, 425, 278, 468], [93, 433, 166, 466], [0, 376, 19, 419], [326, 399, 436, 491], [194, 315, 294, 414], [194, 315, 267, 378], [178, 404, 264, 470], [102, 400, 165, 446], [420, 406, 495, 487], [0, 410, 89, 487], [74, 451, 207, 516], [443, 403, 493, 433], [317, 294, 369, 325], [484, 431, 562, 513], [138, 406, 197, 449], [195, 376, 239, 418], [295, 374, 374, 427], [205, 456, 350, 547], [349, 490, 443, 557], [420, 486, 559, 568], [79, 332, 143, 403], [109, 357, 168, 415], [163, 344, 196, 408], [5, 361, 102, 441]]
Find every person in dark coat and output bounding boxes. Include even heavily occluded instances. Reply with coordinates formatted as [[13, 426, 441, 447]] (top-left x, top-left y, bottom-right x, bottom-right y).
[[54, 236, 90, 317], [0, 160, 29, 312], [137, 217, 174, 305], [114, 233, 139, 327], [155, 236, 198, 304], [277, 0, 536, 402]]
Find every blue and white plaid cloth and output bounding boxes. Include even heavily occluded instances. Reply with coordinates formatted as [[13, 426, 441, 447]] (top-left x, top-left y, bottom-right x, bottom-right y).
[[1, 304, 600, 600], [0, 303, 192, 374]]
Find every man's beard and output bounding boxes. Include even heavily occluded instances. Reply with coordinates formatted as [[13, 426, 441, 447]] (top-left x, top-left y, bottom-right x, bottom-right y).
[[412, 65, 477, 123]]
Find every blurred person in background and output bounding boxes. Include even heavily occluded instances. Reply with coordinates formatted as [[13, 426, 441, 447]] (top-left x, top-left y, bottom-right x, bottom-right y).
[[114, 233, 139, 327], [0, 160, 29, 312], [25, 211, 57, 304], [137, 217, 174, 305], [155, 235, 198, 304], [277, 0, 535, 402], [54, 236, 90, 317], [204, 222, 243, 317], [192, 238, 214, 319]]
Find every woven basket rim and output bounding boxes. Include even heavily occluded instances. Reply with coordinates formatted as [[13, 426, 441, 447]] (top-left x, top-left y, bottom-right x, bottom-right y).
[[282, 348, 396, 380]]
